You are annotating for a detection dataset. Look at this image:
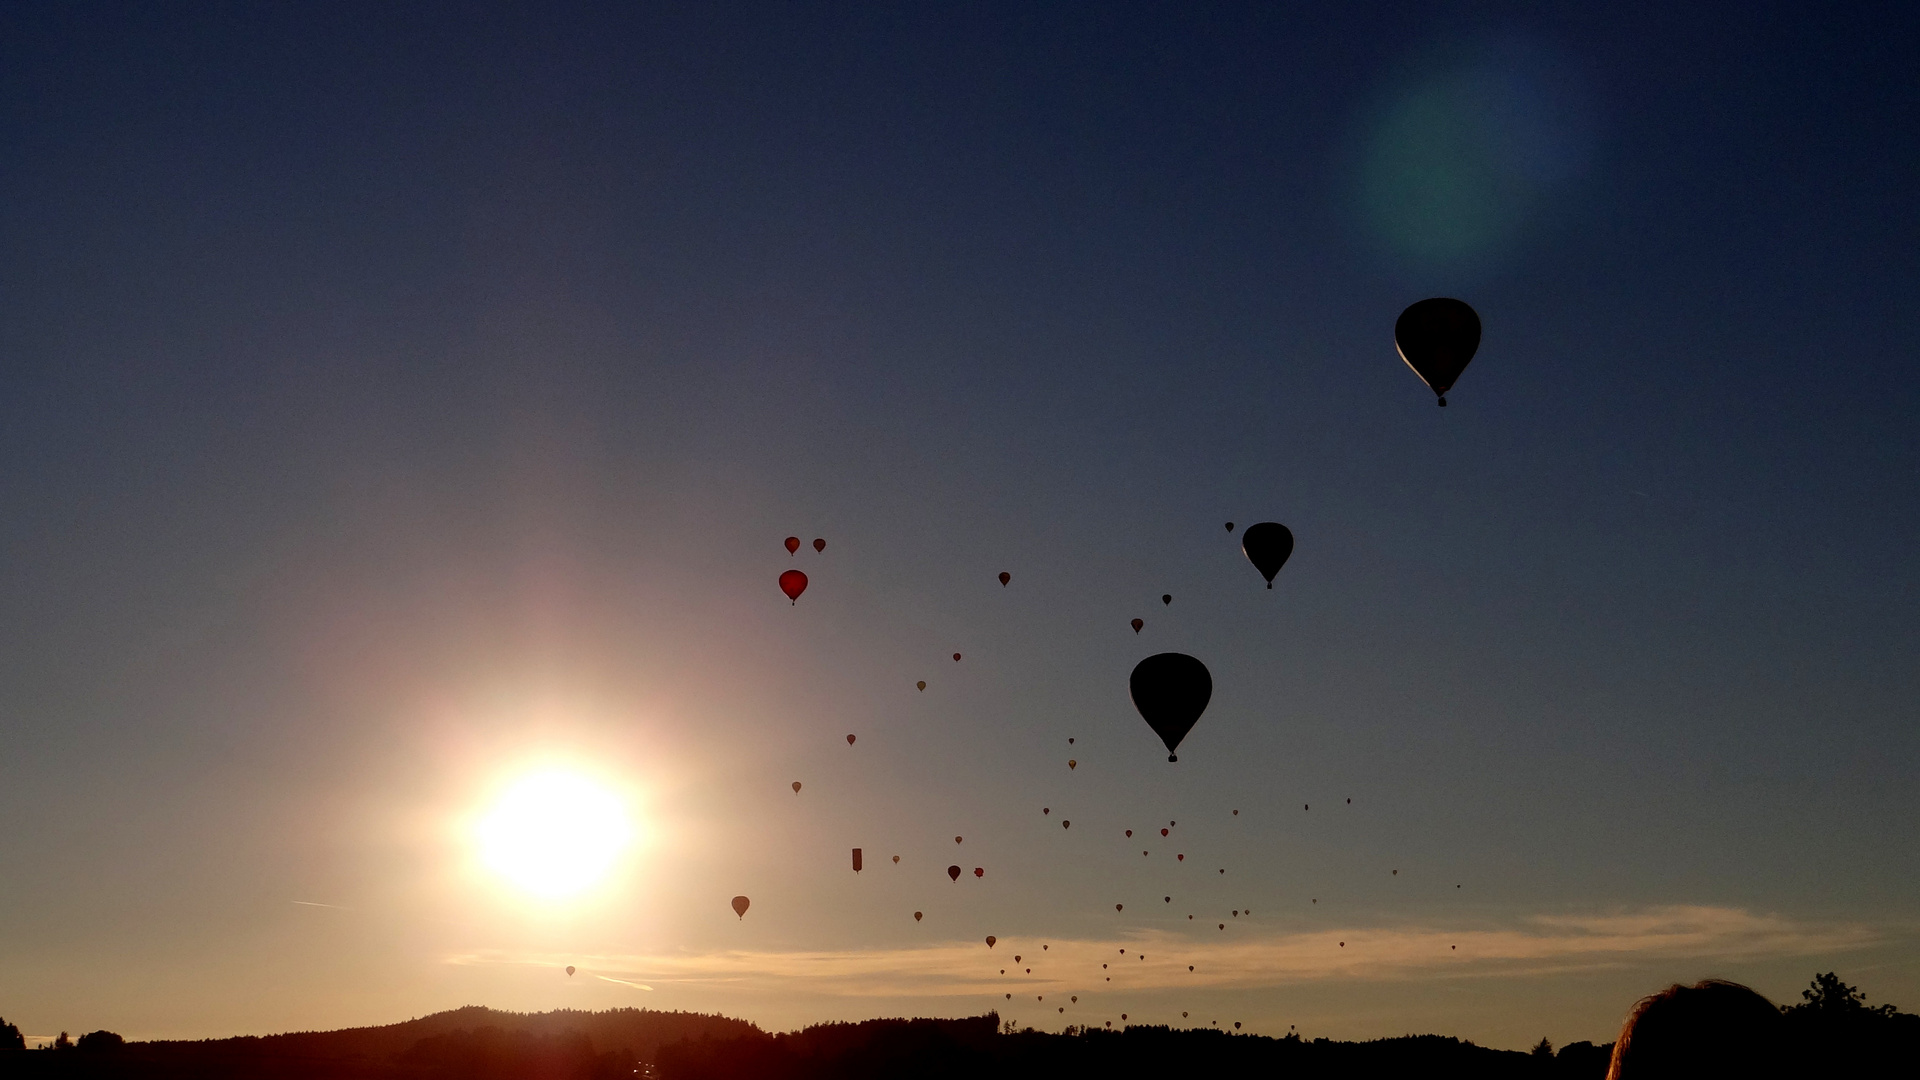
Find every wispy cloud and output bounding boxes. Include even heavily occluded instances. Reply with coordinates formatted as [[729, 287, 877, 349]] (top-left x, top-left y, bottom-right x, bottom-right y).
[[447, 906, 1883, 998]]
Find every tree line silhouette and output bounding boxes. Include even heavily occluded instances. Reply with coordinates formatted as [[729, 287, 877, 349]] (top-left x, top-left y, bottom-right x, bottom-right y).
[[1, 973, 1911, 1079]]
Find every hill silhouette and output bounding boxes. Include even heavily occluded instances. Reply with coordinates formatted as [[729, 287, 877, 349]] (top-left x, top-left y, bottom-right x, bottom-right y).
[[1, 974, 1912, 1079]]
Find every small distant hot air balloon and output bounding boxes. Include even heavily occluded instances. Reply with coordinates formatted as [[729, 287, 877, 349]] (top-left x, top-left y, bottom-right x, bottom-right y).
[[1131, 618, 1143, 633], [785, 536, 800, 555], [974, 867, 983, 877], [917, 681, 926, 691], [999, 572, 1010, 586], [792, 781, 801, 794], [566, 966, 575, 976], [732, 896, 750, 919], [1177, 854, 1184, 860], [1067, 737, 1074, 744], [1232, 809, 1238, 815], [892, 855, 900, 863], [1116, 904, 1123, 911], [1129, 653, 1212, 762], [1162, 594, 1172, 605], [846, 734, 856, 745], [947, 865, 961, 881], [1240, 522, 1294, 589], [913, 911, 922, 921], [954, 836, 963, 844], [953, 653, 961, 661], [986, 936, 996, 948], [1235, 1022, 1241, 1030], [1395, 298, 1482, 406], [852, 848, 863, 873], [1043, 808, 1050, 814], [1062, 820, 1070, 828], [1067, 759, 1076, 770], [1161, 828, 1168, 836], [1225, 522, 1234, 532], [813, 538, 825, 552], [779, 569, 808, 604], [1071, 996, 1077, 1003]]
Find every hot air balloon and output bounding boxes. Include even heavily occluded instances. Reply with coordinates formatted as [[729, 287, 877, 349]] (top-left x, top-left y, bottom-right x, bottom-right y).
[[732, 896, 750, 919], [1240, 522, 1294, 589], [852, 848, 863, 873], [1125, 830, 1132, 837], [999, 572, 1010, 586], [779, 569, 807, 604], [1161, 828, 1168, 836], [1235, 1022, 1241, 1030], [1232, 809, 1238, 815], [813, 538, 825, 552], [914, 911, 922, 921], [1395, 297, 1481, 406], [974, 867, 983, 877], [1131, 618, 1143, 633], [1043, 808, 1050, 814], [1068, 759, 1076, 770], [1225, 522, 1235, 532], [792, 781, 801, 794], [917, 681, 926, 691], [986, 936, 996, 948], [1062, 820, 1070, 828], [1067, 738, 1073, 744], [846, 734, 856, 745], [1072, 996, 1077, 1003], [1014, 955, 1021, 962], [785, 537, 800, 555], [566, 966, 575, 976], [947, 865, 961, 881], [892, 855, 900, 863], [1177, 854, 1184, 860], [1116, 904, 1123, 911], [1128, 653, 1212, 762], [1162, 594, 1172, 605], [953, 653, 962, 661]]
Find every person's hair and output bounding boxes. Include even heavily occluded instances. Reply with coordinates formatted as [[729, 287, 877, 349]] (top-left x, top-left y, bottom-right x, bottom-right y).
[[1607, 980, 1786, 1079]]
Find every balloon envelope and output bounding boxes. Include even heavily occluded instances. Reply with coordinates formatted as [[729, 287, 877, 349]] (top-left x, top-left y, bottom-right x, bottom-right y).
[[947, 865, 961, 881], [986, 936, 996, 947], [778, 569, 808, 603], [851, 848, 862, 873], [731, 896, 750, 919], [784, 536, 800, 554], [999, 572, 1010, 586], [565, 966, 575, 976], [1131, 618, 1143, 633], [1129, 653, 1213, 761], [1394, 298, 1481, 404], [1240, 522, 1294, 588], [812, 538, 825, 552]]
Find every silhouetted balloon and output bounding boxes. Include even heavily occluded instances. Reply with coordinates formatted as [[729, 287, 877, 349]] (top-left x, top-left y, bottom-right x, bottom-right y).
[[1116, 904, 1123, 911], [948, 865, 961, 881], [851, 848, 862, 873], [999, 572, 1010, 586], [1240, 522, 1294, 589], [813, 538, 825, 552], [1161, 828, 1168, 837], [1067, 738, 1073, 744], [1225, 522, 1234, 532], [892, 855, 900, 863], [732, 896, 750, 919], [785, 537, 800, 555], [1131, 618, 1143, 633], [974, 867, 983, 877], [566, 966, 575, 976], [1043, 808, 1050, 814], [1233, 809, 1238, 815], [1062, 820, 1070, 828], [1395, 297, 1481, 406], [1125, 830, 1132, 837], [1128, 653, 1212, 762], [1235, 1022, 1241, 1030], [1068, 759, 1076, 770], [914, 911, 922, 921], [986, 936, 996, 948], [779, 569, 807, 604], [1162, 594, 1172, 605], [953, 653, 961, 661], [792, 781, 801, 794], [846, 734, 855, 745], [917, 681, 926, 691]]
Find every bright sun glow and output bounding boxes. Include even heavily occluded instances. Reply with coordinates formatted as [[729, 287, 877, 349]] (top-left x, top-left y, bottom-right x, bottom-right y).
[[477, 770, 634, 899]]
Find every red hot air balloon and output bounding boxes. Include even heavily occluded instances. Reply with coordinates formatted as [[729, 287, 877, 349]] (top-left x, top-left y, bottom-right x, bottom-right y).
[[1161, 828, 1168, 837], [785, 537, 800, 555], [1124, 830, 1132, 837], [953, 653, 962, 661], [779, 569, 807, 604], [947, 865, 961, 881], [986, 936, 997, 948], [974, 867, 984, 877], [851, 848, 862, 873], [913, 911, 922, 921], [955, 836, 963, 844], [813, 538, 825, 552], [792, 781, 801, 794], [846, 734, 855, 745], [732, 896, 750, 919], [999, 572, 1010, 586]]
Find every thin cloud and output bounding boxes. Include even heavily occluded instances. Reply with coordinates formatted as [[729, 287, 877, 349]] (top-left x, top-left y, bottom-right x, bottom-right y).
[[447, 905, 1883, 998]]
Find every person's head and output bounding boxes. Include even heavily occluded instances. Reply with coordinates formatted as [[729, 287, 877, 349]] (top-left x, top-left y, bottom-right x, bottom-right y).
[[1607, 980, 1785, 1079]]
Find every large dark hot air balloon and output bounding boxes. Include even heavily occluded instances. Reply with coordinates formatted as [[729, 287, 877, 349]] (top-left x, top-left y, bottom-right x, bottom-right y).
[[731, 896, 750, 919], [1395, 298, 1481, 406], [1240, 522, 1293, 589], [947, 865, 961, 881], [1129, 653, 1212, 762], [779, 569, 808, 604], [999, 572, 1010, 586]]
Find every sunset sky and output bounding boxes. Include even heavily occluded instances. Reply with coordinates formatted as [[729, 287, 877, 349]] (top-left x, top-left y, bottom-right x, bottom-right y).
[[2, 2, 1916, 1052]]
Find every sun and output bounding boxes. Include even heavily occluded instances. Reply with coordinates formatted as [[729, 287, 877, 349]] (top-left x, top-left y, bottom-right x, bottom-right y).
[[476, 770, 634, 899]]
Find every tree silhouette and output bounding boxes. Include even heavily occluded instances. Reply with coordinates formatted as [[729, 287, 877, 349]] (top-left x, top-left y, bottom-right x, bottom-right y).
[[0, 1017, 23, 1051], [1530, 1037, 1553, 1057]]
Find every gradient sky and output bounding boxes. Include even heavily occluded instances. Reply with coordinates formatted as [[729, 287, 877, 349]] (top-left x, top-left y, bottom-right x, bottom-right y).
[[2, 1, 1917, 1052]]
